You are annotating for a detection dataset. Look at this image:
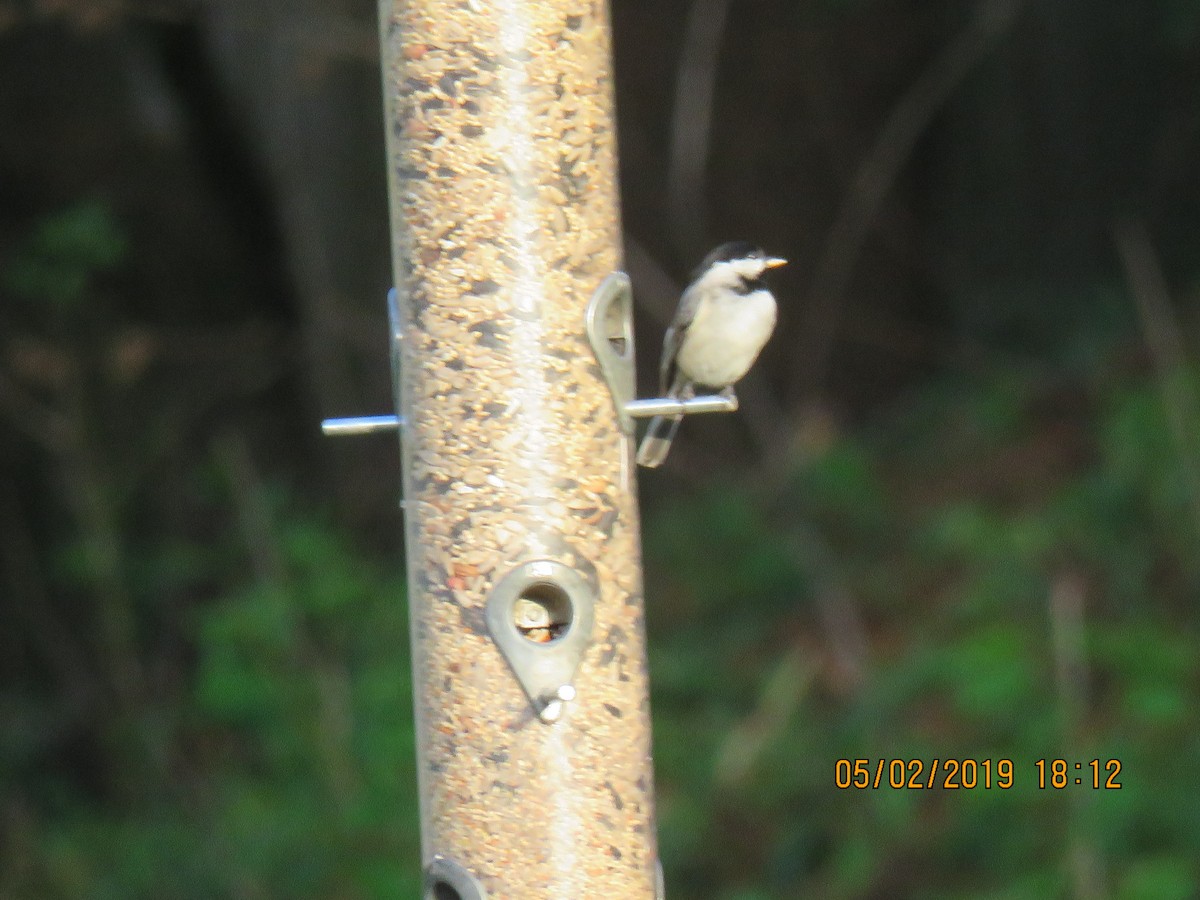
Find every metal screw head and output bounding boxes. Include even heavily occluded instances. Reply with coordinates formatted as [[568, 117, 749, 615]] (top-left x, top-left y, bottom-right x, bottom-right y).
[[513, 597, 553, 629], [539, 699, 564, 722]]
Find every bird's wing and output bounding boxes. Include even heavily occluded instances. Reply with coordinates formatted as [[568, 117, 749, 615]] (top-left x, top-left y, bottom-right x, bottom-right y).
[[659, 283, 703, 395]]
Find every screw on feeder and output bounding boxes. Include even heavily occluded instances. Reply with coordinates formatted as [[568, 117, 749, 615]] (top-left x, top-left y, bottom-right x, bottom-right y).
[[512, 580, 574, 644], [538, 684, 579, 724]]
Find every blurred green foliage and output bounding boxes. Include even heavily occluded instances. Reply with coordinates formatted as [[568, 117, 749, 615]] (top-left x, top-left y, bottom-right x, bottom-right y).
[[2, 202, 422, 898], [641, 363, 1200, 898], [4, 200, 126, 312], [3, 502, 421, 899]]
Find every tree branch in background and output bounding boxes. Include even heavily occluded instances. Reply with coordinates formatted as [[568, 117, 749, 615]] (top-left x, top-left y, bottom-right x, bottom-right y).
[[0, 488, 97, 732], [1113, 218, 1200, 540], [714, 523, 868, 787], [790, 0, 1025, 407], [624, 234, 682, 328], [666, 0, 732, 263], [214, 429, 287, 585], [1049, 570, 1106, 900], [0, 370, 72, 450]]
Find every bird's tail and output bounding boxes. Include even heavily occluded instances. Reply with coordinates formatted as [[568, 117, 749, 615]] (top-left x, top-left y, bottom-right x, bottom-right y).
[[636, 414, 683, 468]]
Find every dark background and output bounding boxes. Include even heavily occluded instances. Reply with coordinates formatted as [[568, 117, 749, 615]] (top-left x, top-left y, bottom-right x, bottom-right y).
[[3, 0, 1200, 897]]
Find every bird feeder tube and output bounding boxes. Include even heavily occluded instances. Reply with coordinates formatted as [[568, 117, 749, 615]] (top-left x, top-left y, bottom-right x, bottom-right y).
[[376, 1, 660, 896]]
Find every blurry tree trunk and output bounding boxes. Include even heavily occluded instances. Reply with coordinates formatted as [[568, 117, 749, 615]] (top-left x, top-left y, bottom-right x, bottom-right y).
[[200, 0, 395, 521]]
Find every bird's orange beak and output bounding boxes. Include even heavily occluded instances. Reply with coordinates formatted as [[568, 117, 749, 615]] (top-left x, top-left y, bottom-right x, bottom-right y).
[[765, 257, 787, 269]]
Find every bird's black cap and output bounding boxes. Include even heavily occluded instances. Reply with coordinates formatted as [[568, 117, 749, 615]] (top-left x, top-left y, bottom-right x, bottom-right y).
[[693, 241, 770, 280]]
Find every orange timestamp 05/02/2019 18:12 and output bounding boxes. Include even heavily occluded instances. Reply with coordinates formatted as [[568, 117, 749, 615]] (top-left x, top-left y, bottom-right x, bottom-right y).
[[834, 758, 1123, 791]]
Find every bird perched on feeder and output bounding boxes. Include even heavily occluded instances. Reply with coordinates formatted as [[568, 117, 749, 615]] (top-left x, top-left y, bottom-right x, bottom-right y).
[[636, 241, 786, 468]]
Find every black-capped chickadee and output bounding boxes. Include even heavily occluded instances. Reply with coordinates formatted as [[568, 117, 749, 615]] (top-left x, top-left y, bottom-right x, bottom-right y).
[[636, 241, 785, 468]]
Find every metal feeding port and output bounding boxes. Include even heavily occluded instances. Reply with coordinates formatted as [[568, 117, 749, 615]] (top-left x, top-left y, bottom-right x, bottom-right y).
[[485, 560, 595, 723]]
